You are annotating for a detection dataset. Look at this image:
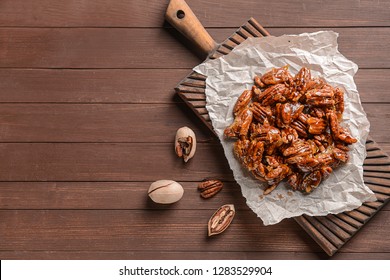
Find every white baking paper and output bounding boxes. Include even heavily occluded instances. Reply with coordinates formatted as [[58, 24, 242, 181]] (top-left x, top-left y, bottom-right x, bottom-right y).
[[194, 31, 376, 225]]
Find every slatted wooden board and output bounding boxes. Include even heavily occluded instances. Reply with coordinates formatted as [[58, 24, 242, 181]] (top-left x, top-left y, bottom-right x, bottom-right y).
[[175, 18, 390, 256]]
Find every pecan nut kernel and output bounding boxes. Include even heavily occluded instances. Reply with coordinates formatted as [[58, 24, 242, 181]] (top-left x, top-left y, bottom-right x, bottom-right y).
[[174, 126, 197, 162], [208, 204, 235, 236], [198, 179, 223, 199]]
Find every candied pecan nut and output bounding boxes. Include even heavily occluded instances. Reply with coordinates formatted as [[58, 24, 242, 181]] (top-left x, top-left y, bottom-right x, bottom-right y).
[[261, 65, 292, 85], [305, 77, 326, 91], [333, 147, 349, 162], [307, 117, 327, 135], [224, 108, 253, 138], [301, 170, 322, 193], [283, 140, 313, 157], [327, 111, 357, 144], [305, 88, 335, 107], [251, 102, 273, 124], [294, 67, 312, 92], [311, 108, 326, 118], [234, 89, 252, 116], [334, 88, 345, 117], [320, 166, 333, 178], [290, 119, 308, 137], [254, 75, 265, 88], [295, 156, 320, 173], [287, 172, 304, 191], [263, 183, 278, 195], [259, 84, 289, 106]]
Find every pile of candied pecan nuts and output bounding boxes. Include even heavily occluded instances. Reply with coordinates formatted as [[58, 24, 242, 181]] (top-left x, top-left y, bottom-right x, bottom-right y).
[[224, 66, 357, 195]]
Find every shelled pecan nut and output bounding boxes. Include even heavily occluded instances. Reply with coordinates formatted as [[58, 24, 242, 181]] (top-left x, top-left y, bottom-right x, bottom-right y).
[[198, 179, 223, 199]]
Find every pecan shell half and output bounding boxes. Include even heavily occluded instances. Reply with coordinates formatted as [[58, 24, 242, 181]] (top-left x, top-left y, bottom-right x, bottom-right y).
[[208, 204, 235, 236]]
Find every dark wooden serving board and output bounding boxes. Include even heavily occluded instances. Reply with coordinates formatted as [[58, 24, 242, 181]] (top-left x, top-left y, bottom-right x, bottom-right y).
[[174, 18, 390, 256]]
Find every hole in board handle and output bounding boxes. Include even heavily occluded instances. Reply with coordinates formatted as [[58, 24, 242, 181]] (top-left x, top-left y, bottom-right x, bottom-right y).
[[176, 10, 185, 19]]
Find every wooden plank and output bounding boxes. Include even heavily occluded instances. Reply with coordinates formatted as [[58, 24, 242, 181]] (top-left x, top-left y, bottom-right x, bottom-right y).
[[365, 149, 390, 159], [0, 104, 216, 142], [176, 85, 206, 93], [335, 213, 362, 228], [229, 33, 246, 44], [364, 156, 390, 165], [361, 165, 390, 173], [0, 69, 191, 103], [0, 143, 233, 181], [295, 216, 337, 256], [0, 209, 321, 252], [248, 18, 270, 37], [363, 201, 384, 209], [0, 182, 246, 210], [0, 69, 387, 103], [315, 216, 351, 242], [0, 0, 166, 27], [325, 215, 358, 235], [0, 28, 389, 69], [237, 26, 255, 39], [340, 210, 390, 253], [188, 72, 206, 80], [180, 80, 206, 89], [182, 93, 206, 101], [1, 182, 387, 211], [0, 103, 388, 142], [374, 192, 390, 203], [0, 0, 388, 28], [222, 39, 238, 50], [5, 209, 389, 252], [364, 171, 390, 180], [304, 216, 344, 249], [380, 144, 390, 155], [356, 70, 390, 103], [365, 183, 390, 196], [216, 45, 232, 55], [345, 210, 370, 223], [1, 251, 389, 260], [0, 28, 204, 69], [356, 205, 377, 216]]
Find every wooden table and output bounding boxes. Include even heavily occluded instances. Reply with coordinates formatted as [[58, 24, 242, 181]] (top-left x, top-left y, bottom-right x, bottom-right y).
[[0, 0, 389, 260]]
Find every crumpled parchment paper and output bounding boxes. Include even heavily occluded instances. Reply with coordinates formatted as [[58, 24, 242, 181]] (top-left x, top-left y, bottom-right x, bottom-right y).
[[194, 31, 376, 225]]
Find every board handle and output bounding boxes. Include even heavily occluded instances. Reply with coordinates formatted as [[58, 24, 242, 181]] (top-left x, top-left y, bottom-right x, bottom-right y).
[[165, 0, 217, 57]]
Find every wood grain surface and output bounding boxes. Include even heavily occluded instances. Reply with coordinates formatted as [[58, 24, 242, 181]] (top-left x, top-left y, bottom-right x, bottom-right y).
[[0, 0, 389, 260], [0, 0, 388, 27], [0, 28, 389, 68]]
